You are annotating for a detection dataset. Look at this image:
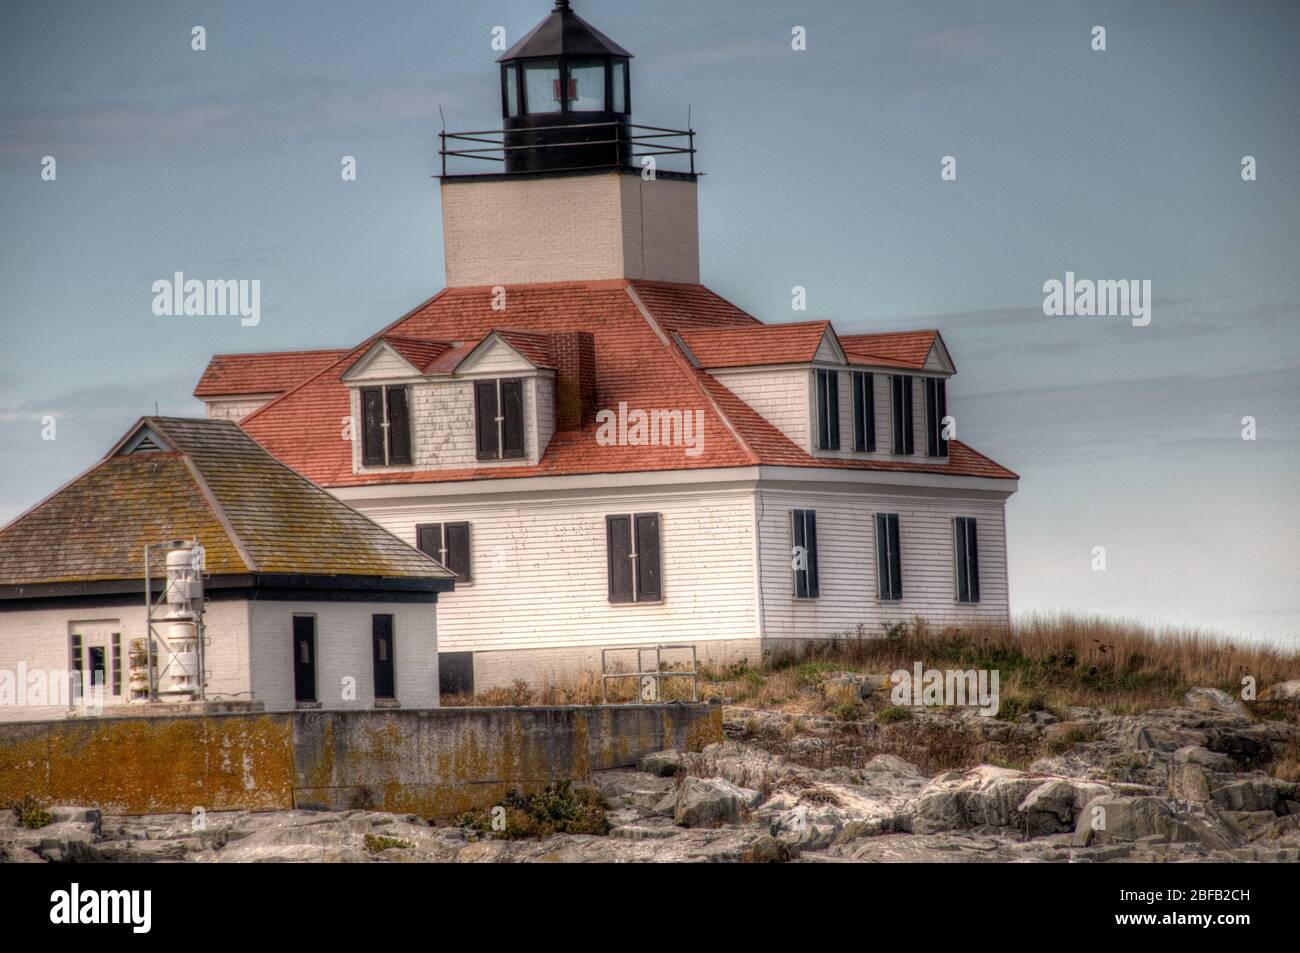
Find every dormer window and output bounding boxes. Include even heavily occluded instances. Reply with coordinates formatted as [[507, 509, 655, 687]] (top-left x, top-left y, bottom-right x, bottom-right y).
[[814, 369, 840, 451], [361, 385, 412, 466], [475, 378, 526, 460]]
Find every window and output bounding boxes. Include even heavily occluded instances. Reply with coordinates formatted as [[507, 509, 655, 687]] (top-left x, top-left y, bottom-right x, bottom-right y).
[[360, 385, 412, 467], [416, 522, 472, 582], [567, 59, 606, 111], [876, 513, 902, 601], [954, 517, 980, 603], [791, 509, 819, 598], [503, 63, 520, 117], [925, 378, 948, 457], [815, 369, 840, 451], [891, 375, 914, 455], [522, 59, 562, 114], [852, 371, 875, 452], [606, 513, 661, 603], [439, 652, 474, 697], [612, 60, 628, 113], [69, 635, 83, 702], [372, 615, 395, 700], [111, 633, 122, 696], [292, 616, 317, 703], [474, 378, 525, 460]]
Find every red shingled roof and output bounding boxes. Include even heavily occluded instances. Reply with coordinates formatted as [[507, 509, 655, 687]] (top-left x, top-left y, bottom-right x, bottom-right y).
[[678, 322, 832, 369], [839, 331, 940, 370], [229, 281, 1014, 485], [194, 348, 349, 398]]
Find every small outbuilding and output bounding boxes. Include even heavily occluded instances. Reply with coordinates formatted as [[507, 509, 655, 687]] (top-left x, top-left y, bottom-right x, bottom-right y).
[[0, 417, 455, 721]]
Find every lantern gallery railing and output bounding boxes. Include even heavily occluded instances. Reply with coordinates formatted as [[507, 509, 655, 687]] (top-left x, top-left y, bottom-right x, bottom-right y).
[[439, 122, 696, 177]]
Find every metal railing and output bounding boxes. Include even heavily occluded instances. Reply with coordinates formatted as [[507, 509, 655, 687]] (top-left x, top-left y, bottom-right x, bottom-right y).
[[439, 121, 696, 177], [600, 643, 699, 704]]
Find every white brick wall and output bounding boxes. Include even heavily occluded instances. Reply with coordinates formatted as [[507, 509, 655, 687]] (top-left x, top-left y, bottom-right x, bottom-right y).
[[247, 600, 438, 711], [441, 172, 699, 286]]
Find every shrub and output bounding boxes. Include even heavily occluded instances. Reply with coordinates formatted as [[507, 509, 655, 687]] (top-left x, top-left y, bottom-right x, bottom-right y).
[[364, 833, 413, 853], [457, 782, 609, 840], [876, 705, 913, 724], [5, 795, 52, 830]]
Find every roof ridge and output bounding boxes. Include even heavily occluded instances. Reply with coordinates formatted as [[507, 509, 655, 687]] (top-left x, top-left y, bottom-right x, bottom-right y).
[[624, 284, 759, 465], [206, 346, 350, 359]]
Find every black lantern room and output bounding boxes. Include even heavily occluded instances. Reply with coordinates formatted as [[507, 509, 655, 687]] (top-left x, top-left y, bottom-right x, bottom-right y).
[[497, 1, 633, 173]]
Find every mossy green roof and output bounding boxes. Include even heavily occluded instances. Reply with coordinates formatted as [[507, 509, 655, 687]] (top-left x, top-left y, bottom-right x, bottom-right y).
[[0, 417, 454, 586]]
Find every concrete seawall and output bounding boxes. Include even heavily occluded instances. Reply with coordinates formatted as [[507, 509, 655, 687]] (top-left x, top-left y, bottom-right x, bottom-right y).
[[0, 704, 723, 817]]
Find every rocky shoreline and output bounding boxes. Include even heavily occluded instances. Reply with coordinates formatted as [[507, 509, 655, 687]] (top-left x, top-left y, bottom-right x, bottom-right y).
[[3, 686, 1297, 863]]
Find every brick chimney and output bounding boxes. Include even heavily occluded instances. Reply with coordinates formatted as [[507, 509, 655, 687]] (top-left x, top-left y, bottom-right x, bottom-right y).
[[552, 331, 597, 431]]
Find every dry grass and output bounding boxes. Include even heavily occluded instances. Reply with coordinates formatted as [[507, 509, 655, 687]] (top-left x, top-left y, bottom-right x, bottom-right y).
[[708, 613, 1300, 717], [441, 665, 699, 708]]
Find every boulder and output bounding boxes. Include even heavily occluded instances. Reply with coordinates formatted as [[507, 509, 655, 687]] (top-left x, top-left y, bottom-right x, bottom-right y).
[[1210, 778, 1283, 814], [1174, 744, 1234, 771], [911, 766, 1041, 833], [673, 776, 761, 828], [1184, 687, 1250, 720], [1167, 764, 1212, 803], [1017, 779, 1112, 835], [637, 750, 684, 778], [1072, 795, 1235, 850], [48, 806, 102, 833], [1260, 680, 1300, 703]]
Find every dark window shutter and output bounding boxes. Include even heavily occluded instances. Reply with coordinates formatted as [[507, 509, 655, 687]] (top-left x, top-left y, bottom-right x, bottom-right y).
[[793, 510, 806, 597], [361, 388, 385, 466], [793, 509, 818, 598], [935, 379, 948, 456], [386, 386, 412, 465], [501, 379, 525, 459], [474, 380, 499, 459], [853, 371, 876, 452], [889, 514, 902, 600], [956, 517, 979, 603], [444, 522, 472, 582], [606, 515, 633, 602], [893, 376, 914, 455], [878, 513, 902, 600], [876, 514, 890, 599], [804, 510, 819, 597], [634, 513, 661, 601], [826, 373, 840, 450], [416, 523, 443, 561], [955, 519, 970, 602]]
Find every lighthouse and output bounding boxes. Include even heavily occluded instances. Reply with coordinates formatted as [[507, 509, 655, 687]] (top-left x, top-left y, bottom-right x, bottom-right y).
[[439, 1, 700, 287]]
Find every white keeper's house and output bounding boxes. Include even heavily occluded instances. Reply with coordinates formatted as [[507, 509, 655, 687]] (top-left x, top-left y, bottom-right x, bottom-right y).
[[193, 1, 1018, 694], [0, 417, 454, 721]]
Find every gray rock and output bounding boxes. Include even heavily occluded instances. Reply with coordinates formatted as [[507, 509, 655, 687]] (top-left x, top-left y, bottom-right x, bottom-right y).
[[673, 776, 760, 828], [48, 806, 102, 833], [1174, 744, 1234, 771], [1260, 679, 1300, 702], [637, 750, 684, 777], [1184, 687, 1250, 720], [1072, 795, 1235, 850]]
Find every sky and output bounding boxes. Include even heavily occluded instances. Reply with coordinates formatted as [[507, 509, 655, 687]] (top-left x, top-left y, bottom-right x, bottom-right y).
[[1, 0, 1297, 645]]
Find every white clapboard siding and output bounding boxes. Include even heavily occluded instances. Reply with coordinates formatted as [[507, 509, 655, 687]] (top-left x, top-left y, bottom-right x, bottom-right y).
[[352, 486, 759, 653], [711, 368, 811, 450], [756, 485, 1009, 640], [203, 395, 275, 422]]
